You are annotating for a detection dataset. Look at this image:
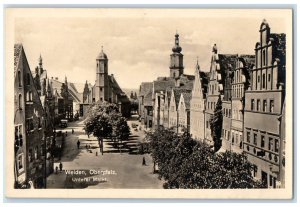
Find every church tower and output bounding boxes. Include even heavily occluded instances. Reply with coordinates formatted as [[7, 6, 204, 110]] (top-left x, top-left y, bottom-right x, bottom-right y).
[[96, 46, 109, 102], [170, 32, 184, 79], [83, 80, 90, 103]]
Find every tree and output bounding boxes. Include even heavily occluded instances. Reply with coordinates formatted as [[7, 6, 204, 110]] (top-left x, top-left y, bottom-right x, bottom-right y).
[[84, 101, 130, 154], [210, 95, 223, 152], [147, 127, 263, 189]]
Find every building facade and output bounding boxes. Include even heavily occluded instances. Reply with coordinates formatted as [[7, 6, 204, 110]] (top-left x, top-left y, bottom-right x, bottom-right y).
[[243, 20, 286, 188], [14, 44, 47, 188], [190, 61, 209, 141]]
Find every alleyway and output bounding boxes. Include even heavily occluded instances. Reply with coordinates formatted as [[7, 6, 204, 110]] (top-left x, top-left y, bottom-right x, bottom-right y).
[[47, 116, 163, 189]]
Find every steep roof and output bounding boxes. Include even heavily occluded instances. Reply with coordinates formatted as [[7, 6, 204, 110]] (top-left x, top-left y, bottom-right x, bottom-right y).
[[144, 89, 153, 106], [173, 88, 192, 109], [182, 92, 192, 109], [139, 82, 153, 97], [14, 44, 23, 75], [153, 79, 176, 93]]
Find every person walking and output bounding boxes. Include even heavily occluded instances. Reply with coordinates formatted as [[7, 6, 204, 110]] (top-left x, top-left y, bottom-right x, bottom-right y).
[[142, 157, 146, 166], [72, 129, 74, 134], [77, 140, 80, 149], [59, 162, 63, 172]]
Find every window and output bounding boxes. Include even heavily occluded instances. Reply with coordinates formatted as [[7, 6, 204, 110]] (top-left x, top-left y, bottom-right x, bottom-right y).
[[263, 50, 266, 66], [253, 165, 258, 177], [100, 87, 103, 92], [257, 75, 260, 83], [26, 118, 34, 131], [261, 135, 265, 148], [18, 71, 22, 87], [247, 132, 250, 143], [269, 138, 273, 151], [34, 146, 38, 160], [275, 139, 279, 153], [15, 125, 23, 147], [270, 100, 274, 112], [28, 149, 33, 162], [251, 99, 255, 110], [231, 133, 234, 143], [38, 117, 42, 129], [26, 73, 30, 85], [262, 74, 266, 88], [263, 100, 267, 112], [253, 133, 257, 145], [268, 74, 271, 82], [100, 98, 103, 101], [17, 154, 24, 171], [229, 109, 231, 118], [257, 100, 261, 111], [18, 94, 22, 109]]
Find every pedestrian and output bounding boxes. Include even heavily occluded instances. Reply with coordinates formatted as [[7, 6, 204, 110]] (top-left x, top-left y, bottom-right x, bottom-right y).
[[77, 140, 80, 149], [72, 129, 74, 134], [142, 157, 146, 166], [55, 166, 58, 174], [65, 131, 68, 136], [59, 162, 63, 172]]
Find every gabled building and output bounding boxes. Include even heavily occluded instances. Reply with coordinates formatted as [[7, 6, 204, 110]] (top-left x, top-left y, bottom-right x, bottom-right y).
[[14, 44, 47, 188], [138, 82, 153, 126], [168, 88, 192, 133], [190, 61, 209, 140], [204, 44, 237, 146], [221, 55, 255, 153], [243, 20, 286, 188], [178, 92, 192, 133], [163, 89, 172, 128]]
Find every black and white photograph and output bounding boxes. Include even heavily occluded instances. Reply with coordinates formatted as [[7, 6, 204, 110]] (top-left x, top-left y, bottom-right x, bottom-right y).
[[4, 7, 293, 199]]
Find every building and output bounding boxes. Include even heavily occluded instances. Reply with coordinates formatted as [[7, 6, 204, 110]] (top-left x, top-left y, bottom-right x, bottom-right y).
[[190, 60, 209, 140], [14, 44, 47, 188], [138, 82, 153, 125], [82, 47, 131, 117], [178, 92, 192, 133], [220, 55, 255, 152], [204, 44, 237, 146], [243, 20, 286, 188]]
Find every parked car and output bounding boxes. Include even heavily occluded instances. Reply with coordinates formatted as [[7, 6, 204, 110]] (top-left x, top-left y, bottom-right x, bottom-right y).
[[60, 119, 68, 128]]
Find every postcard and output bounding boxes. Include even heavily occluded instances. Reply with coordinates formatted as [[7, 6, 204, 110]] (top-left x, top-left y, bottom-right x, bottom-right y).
[[5, 8, 293, 199]]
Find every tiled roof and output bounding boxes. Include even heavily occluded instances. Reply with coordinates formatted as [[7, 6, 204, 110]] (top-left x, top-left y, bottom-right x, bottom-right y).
[[14, 44, 23, 74], [139, 82, 152, 97], [153, 79, 176, 93], [182, 92, 192, 109], [144, 89, 153, 106], [173, 88, 192, 108]]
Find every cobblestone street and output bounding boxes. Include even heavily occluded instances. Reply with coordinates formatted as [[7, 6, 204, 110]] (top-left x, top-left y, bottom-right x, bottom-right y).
[[47, 116, 163, 189]]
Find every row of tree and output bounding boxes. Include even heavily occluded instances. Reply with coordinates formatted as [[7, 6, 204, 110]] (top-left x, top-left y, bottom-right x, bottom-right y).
[[147, 127, 264, 189], [84, 102, 130, 154]]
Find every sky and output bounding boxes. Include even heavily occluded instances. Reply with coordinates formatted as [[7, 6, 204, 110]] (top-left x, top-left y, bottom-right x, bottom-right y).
[[14, 9, 289, 90]]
